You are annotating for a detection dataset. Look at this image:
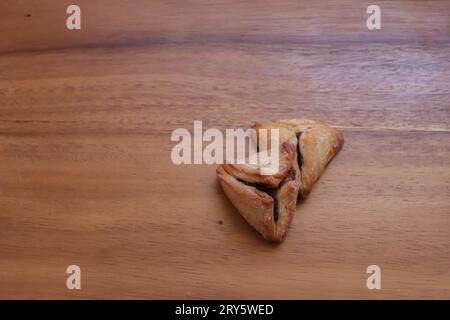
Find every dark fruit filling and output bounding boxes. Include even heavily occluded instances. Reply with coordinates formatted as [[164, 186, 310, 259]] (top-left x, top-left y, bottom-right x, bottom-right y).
[[296, 131, 303, 169], [238, 168, 296, 223]]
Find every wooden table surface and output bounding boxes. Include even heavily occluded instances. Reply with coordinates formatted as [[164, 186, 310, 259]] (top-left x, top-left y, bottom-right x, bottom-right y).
[[1, 0, 449, 299]]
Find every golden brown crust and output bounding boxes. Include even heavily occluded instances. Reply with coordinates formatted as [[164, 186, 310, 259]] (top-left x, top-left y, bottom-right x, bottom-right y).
[[296, 122, 344, 196], [217, 119, 343, 242], [251, 122, 296, 151], [217, 166, 276, 240], [252, 119, 344, 197], [221, 141, 297, 188], [217, 159, 300, 241], [273, 155, 301, 240]]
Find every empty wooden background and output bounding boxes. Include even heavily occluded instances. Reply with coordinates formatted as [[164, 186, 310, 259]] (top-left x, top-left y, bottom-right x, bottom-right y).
[[1, 0, 449, 299]]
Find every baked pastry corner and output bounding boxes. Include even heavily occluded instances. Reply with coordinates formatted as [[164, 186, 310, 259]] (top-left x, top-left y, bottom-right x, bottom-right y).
[[217, 139, 300, 241]]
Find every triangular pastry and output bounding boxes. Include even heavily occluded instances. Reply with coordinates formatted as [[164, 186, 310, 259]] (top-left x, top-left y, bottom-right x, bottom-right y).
[[217, 119, 344, 241]]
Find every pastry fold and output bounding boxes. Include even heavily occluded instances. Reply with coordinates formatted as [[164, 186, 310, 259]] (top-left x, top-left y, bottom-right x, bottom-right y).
[[253, 119, 344, 197], [217, 119, 344, 242], [217, 139, 300, 241]]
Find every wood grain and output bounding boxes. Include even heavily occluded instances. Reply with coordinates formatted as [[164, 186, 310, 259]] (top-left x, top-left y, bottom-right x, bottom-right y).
[[0, 0, 449, 299]]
